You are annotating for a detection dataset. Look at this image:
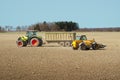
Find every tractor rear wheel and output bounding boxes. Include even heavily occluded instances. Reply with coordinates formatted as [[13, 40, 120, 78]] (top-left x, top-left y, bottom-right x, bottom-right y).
[[30, 38, 42, 47], [17, 40, 27, 47]]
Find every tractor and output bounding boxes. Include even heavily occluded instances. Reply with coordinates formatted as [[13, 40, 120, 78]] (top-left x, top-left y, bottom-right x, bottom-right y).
[[16, 30, 43, 47], [71, 35, 106, 50]]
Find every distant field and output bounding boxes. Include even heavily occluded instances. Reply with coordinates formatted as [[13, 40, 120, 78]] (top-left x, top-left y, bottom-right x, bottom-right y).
[[0, 32, 120, 80]]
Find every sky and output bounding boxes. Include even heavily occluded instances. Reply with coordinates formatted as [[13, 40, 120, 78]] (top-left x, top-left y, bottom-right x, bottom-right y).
[[0, 0, 120, 28]]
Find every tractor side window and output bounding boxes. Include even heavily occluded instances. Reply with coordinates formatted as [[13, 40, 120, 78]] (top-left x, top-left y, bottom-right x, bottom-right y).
[[33, 32, 37, 36], [76, 36, 81, 40]]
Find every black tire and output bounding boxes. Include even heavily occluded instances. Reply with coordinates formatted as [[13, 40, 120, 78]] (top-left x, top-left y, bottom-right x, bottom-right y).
[[72, 47, 78, 50], [80, 43, 89, 50], [23, 41, 27, 46], [38, 38, 43, 46], [18, 37, 21, 40], [17, 40, 27, 47], [65, 42, 71, 47], [92, 43, 99, 50], [59, 42, 65, 47], [30, 38, 42, 47]]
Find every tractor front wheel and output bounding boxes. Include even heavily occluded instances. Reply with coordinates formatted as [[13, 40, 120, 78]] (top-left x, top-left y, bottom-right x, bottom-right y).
[[17, 40, 27, 47], [80, 43, 90, 50]]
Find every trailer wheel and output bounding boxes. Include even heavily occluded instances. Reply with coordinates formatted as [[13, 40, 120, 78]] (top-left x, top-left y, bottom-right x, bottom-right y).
[[65, 42, 71, 47], [59, 42, 65, 47], [30, 38, 41, 47]]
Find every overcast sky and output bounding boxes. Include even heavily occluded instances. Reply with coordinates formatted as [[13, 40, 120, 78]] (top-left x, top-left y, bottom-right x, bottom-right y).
[[0, 0, 120, 28]]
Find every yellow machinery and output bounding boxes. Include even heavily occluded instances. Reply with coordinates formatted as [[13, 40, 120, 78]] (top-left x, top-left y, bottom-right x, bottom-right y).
[[71, 35, 106, 50]]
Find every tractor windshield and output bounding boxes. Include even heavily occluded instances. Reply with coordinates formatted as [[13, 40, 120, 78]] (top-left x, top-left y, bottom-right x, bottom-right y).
[[76, 36, 81, 40], [76, 35, 87, 40]]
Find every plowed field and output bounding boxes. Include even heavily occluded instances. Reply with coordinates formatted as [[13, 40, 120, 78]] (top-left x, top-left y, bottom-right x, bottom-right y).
[[0, 32, 120, 80]]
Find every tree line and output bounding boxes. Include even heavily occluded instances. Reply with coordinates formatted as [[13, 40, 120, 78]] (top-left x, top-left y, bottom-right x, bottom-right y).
[[28, 21, 79, 31], [0, 25, 28, 32], [0, 21, 120, 32], [0, 21, 79, 32], [78, 27, 120, 32]]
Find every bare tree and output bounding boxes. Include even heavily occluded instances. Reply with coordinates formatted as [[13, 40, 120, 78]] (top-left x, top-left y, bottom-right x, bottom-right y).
[[49, 23, 60, 31]]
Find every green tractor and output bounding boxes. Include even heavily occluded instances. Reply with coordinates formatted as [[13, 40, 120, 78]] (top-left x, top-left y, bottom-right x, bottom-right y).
[[16, 30, 43, 47]]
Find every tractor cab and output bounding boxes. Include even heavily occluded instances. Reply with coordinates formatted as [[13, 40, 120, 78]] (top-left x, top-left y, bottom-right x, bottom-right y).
[[26, 30, 37, 38], [71, 35, 87, 49], [76, 35, 87, 40]]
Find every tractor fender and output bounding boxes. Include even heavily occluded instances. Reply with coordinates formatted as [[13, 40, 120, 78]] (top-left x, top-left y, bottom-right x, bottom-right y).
[[30, 36, 42, 40]]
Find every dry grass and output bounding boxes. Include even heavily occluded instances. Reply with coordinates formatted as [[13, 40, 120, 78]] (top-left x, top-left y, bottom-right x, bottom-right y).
[[0, 32, 120, 80]]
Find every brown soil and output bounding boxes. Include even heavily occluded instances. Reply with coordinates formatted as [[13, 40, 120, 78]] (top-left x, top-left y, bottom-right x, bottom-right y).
[[0, 32, 120, 80]]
